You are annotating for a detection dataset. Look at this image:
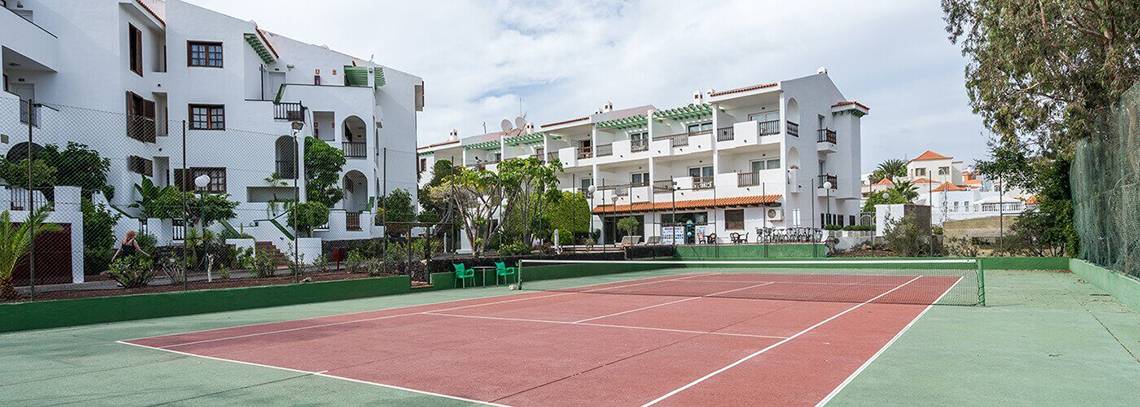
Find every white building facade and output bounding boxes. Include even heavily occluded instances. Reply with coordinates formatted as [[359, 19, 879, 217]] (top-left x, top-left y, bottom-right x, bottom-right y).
[[419, 71, 866, 245], [1, 0, 424, 253]]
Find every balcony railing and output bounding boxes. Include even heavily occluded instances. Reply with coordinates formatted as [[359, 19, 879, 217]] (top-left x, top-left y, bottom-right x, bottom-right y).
[[614, 187, 629, 196], [759, 120, 780, 136], [631, 138, 649, 152], [692, 176, 714, 190], [716, 127, 734, 141], [547, 152, 559, 162], [817, 174, 838, 189], [661, 133, 690, 147], [737, 172, 761, 187], [817, 128, 837, 144], [786, 121, 799, 137], [631, 179, 649, 187], [578, 146, 593, 159], [274, 102, 306, 121], [127, 114, 157, 143], [346, 212, 362, 231], [342, 142, 367, 158], [596, 143, 613, 157], [9, 188, 51, 211]]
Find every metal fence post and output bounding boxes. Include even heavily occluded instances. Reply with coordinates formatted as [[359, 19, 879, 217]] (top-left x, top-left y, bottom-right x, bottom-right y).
[[27, 97, 36, 300]]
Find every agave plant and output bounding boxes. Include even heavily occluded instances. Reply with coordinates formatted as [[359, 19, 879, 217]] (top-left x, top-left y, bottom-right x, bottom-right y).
[[0, 209, 61, 299]]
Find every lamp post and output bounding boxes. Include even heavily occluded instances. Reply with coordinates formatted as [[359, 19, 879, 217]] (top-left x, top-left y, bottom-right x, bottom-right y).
[[290, 120, 304, 277], [500, 196, 509, 253], [876, 190, 889, 255], [193, 174, 210, 284], [610, 194, 618, 248], [823, 180, 833, 229], [587, 184, 596, 249]]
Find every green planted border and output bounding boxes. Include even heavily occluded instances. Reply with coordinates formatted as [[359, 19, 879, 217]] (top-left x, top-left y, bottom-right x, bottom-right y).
[[1069, 259, 1140, 313], [674, 244, 826, 259], [0, 275, 410, 333]]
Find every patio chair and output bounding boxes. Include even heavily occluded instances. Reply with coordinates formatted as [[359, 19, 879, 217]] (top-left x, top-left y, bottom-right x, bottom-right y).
[[494, 261, 517, 285], [453, 263, 475, 288]]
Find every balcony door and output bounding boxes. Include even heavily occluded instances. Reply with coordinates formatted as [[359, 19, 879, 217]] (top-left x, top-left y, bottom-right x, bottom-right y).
[[689, 166, 713, 178]]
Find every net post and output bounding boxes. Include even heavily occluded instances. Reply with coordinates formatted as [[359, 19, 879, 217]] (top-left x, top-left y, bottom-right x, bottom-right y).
[[517, 260, 524, 290], [976, 258, 986, 306]]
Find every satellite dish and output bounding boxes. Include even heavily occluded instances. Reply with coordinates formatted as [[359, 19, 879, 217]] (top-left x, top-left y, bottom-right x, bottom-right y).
[[514, 116, 527, 130], [500, 119, 513, 132]]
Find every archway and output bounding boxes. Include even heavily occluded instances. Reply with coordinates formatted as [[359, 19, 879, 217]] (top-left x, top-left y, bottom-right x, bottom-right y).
[[342, 170, 368, 212], [342, 116, 366, 158]]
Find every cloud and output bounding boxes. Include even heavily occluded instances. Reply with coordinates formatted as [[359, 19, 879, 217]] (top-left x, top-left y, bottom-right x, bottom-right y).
[[186, 0, 988, 171]]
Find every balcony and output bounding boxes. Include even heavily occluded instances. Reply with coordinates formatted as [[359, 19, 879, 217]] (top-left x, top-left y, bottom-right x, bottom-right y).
[[692, 176, 714, 190], [737, 172, 761, 187], [817, 128, 838, 153], [547, 151, 559, 163], [596, 143, 613, 157], [342, 142, 367, 158], [577, 146, 593, 159], [759, 120, 780, 136], [660, 132, 690, 147], [274, 102, 306, 121], [787, 121, 799, 137], [816, 174, 838, 196], [126, 114, 157, 143], [631, 138, 649, 152], [716, 127, 734, 141]]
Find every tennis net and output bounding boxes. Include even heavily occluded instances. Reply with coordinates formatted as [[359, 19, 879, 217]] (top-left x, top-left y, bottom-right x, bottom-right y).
[[517, 259, 985, 306]]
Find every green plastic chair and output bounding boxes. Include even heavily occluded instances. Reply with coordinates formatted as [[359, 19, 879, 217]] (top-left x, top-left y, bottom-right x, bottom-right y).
[[494, 261, 517, 285], [453, 263, 475, 288]]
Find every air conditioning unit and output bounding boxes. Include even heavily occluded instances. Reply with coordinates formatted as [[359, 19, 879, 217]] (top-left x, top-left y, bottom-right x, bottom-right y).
[[766, 208, 784, 221]]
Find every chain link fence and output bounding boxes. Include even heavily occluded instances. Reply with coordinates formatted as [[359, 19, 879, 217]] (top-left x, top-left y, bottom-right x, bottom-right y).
[[0, 95, 418, 301], [1072, 83, 1140, 278]]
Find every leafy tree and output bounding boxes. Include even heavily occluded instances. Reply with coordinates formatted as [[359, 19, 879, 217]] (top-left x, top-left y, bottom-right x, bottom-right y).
[[428, 166, 504, 257], [545, 191, 591, 244], [188, 193, 239, 227], [418, 160, 457, 223], [377, 188, 416, 235], [304, 136, 346, 208], [890, 180, 919, 203], [870, 159, 907, 183], [0, 159, 56, 188], [497, 157, 562, 244], [0, 209, 61, 299], [82, 199, 121, 275], [617, 216, 640, 238], [883, 214, 930, 257], [861, 188, 912, 212], [39, 142, 111, 198], [287, 201, 330, 238]]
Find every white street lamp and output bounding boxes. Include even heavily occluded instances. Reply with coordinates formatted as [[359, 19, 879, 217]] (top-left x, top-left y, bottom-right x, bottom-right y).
[[587, 184, 597, 247], [823, 181, 832, 229], [194, 174, 211, 190]]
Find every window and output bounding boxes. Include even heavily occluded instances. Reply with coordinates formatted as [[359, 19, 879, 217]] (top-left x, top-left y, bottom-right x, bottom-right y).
[[687, 121, 712, 135], [580, 177, 593, 192], [914, 168, 927, 177], [725, 209, 745, 230], [126, 92, 156, 142], [129, 24, 143, 75], [187, 41, 223, 67], [631, 172, 649, 187], [127, 156, 153, 176], [189, 104, 225, 130], [174, 167, 226, 193], [418, 158, 427, 173], [766, 158, 780, 169], [938, 166, 950, 176], [688, 166, 713, 178]]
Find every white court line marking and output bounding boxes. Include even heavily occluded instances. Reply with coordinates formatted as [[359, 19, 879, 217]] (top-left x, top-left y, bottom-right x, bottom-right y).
[[814, 276, 963, 407], [573, 282, 775, 323], [641, 275, 924, 406], [147, 274, 712, 349], [116, 340, 508, 407], [421, 312, 787, 340]]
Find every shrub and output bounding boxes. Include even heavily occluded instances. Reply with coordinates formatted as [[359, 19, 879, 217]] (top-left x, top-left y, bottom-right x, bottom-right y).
[[883, 215, 930, 257], [345, 249, 366, 273], [81, 199, 121, 275], [843, 224, 875, 231], [106, 256, 156, 288], [287, 201, 330, 238], [498, 242, 530, 256], [312, 254, 330, 273], [288, 253, 306, 277], [364, 258, 385, 276], [946, 236, 980, 257], [823, 224, 843, 231]]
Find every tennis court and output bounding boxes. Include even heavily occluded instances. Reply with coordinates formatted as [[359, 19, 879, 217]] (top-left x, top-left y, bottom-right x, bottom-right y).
[[120, 259, 979, 406]]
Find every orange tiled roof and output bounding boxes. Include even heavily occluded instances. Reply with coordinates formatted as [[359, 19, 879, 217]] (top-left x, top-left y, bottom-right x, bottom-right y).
[[910, 150, 951, 162], [593, 194, 781, 214], [708, 82, 778, 97], [931, 182, 969, 192], [912, 177, 933, 184], [964, 178, 982, 185], [1025, 195, 1039, 205], [831, 100, 870, 111], [874, 178, 895, 186]]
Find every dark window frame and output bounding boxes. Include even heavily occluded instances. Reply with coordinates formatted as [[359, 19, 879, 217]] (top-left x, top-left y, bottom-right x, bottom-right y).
[[187, 41, 224, 68], [129, 24, 144, 76], [174, 167, 227, 193], [188, 104, 225, 130], [725, 209, 745, 230]]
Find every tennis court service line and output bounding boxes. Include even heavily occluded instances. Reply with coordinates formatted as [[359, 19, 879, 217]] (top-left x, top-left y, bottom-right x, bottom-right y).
[[641, 275, 924, 407], [145, 273, 713, 350], [421, 312, 788, 340], [115, 340, 508, 407], [572, 282, 776, 323], [814, 276, 963, 406]]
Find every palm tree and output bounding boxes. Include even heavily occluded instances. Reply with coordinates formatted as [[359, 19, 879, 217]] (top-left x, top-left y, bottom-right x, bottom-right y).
[[0, 209, 61, 299], [891, 180, 920, 202], [871, 159, 908, 183]]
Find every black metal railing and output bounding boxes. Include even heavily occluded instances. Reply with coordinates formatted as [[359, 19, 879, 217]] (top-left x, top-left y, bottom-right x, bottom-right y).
[[653, 179, 677, 191], [738, 172, 761, 187], [716, 127, 734, 141], [596, 143, 613, 157], [692, 176, 714, 190], [817, 128, 837, 144], [127, 114, 157, 143], [346, 212, 362, 231], [342, 142, 367, 158], [578, 146, 593, 159], [759, 120, 780, 136], [547, 152, 559, 162], [631, 138, 649, 152], [661, 133, 690, 147], [786, 121, 799, 137], [817, 174, 838, 189], [274, 102, 306, 121], [9, 188, 50, 211]]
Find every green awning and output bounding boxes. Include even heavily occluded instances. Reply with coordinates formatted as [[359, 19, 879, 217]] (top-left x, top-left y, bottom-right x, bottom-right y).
[[464, 140, 501, 151], [244, 33, 276, 65], [654, 103, 711, 121], [506, 132, 545, 146], [345, 66, 369, 87], [374, 67, 386, 88], [596, 115, 647, 130]]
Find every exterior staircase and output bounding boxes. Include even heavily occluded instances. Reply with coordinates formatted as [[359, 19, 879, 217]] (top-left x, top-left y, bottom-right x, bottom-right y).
[[255, 241, 291, 268]]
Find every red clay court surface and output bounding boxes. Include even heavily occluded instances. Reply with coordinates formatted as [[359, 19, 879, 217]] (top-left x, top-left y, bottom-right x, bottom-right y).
[[122, 273, 961, 406]]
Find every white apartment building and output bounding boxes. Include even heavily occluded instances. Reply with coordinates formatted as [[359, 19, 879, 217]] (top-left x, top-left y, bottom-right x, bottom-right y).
[[1, 1, 424, 254], [419, 71, 867, 245]]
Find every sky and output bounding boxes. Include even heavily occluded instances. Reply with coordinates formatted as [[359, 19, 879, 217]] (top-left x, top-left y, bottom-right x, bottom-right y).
[[186, 0, 991, 172]]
